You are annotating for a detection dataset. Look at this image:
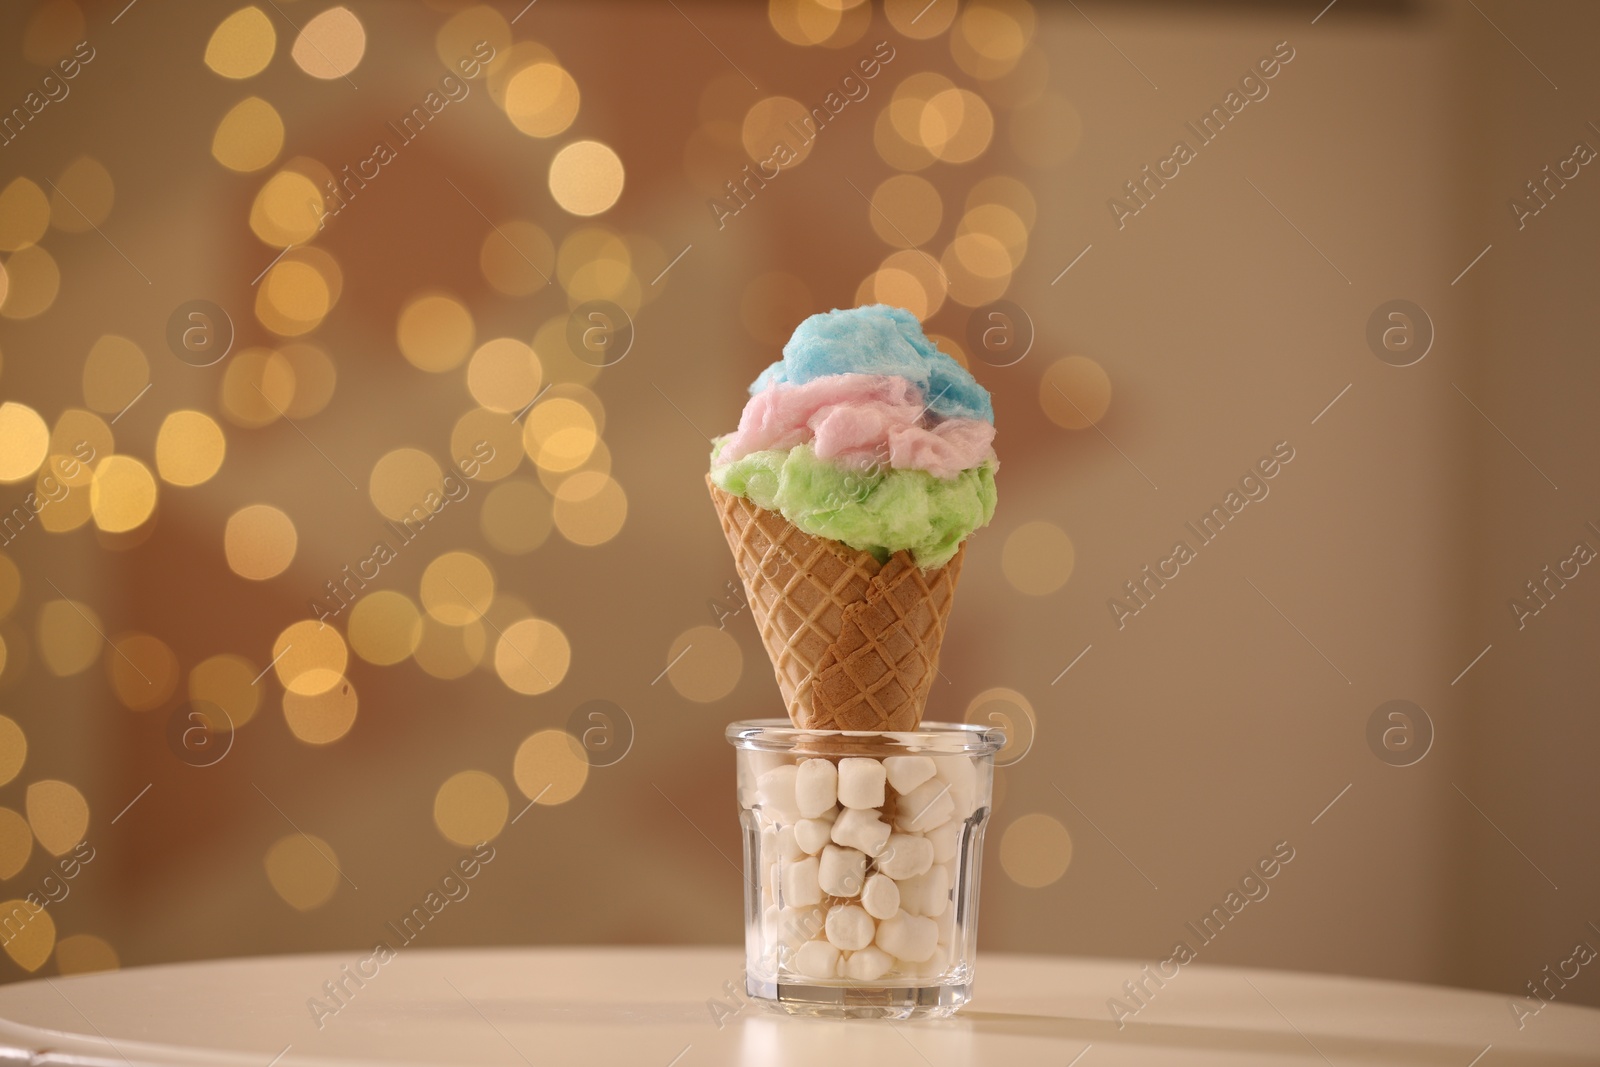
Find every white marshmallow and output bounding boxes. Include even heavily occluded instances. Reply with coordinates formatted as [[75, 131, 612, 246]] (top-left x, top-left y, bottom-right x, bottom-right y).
[[818, 844, 867, 898], [884, 755, 937, 795], [876, 910, 938, 963], [757, 765, 801, 824], [894, 778, 955, 833], [837, 757, 886, 809], [933, 901, 957, 945], [780, 856, 821, 907], [776, 905, 824, 948], [775, 825, 804, 862], [830, 807, 891, 857], [898, 863, 950, 917], [876, 833, 934, 879], [843, 945, 894, 981], [934, 756, 977, 821], [926, 820, 961, 864], [860, 872, 900, 920], [794, 818, 833, 855], [793, 940, 840, 979], [795, 758, 838, 818], [912, 941, 952, 977], [824, 904, 875, 951]]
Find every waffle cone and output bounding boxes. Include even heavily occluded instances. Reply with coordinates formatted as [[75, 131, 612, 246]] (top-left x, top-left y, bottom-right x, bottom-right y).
[[708, 477, 964, 731]]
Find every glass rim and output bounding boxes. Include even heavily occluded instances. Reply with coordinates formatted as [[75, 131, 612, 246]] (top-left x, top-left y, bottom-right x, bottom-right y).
[[725, 718, 1004, 754]]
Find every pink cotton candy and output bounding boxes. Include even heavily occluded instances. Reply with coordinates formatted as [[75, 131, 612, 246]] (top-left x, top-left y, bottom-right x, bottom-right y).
[[717, 373, 995, 479]]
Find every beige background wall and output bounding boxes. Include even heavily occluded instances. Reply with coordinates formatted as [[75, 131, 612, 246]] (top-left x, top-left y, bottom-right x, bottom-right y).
[[0, 0, 1595, 1015]]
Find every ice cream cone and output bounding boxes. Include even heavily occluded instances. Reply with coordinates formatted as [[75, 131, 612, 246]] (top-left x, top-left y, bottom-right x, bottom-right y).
[[708, 477, 964, 731]]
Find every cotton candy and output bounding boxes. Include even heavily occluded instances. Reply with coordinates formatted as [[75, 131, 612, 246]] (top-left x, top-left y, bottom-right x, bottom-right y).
[[716, 374, 996, 480], [752, 305, 994, 424]]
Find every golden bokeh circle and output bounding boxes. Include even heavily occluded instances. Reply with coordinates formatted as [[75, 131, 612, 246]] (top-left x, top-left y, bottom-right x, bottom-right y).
[[480, 479, 553, 555], [0, 808, 32, 880], [89, 455, 157, 533], [264, 833, 341, 911], [81, 335, 149, 415], [257, 258, 332, 337], [452, 409, 523, 483], [549, 141, 625, 217], [189, 654, 262, 728], [291, 6, 366, 79], [48, 157, 115, 232], [369, 448, 445, 521], [920, 88, 994, 163], [0, 893, 54, 971], [249, 169, 323, 247], [522, 398, 596, 472], [553, 472, 626, 546], [413, 616, 487, 679], [106, 632, 179, 711], [0, 246, 60, 320], [36, 599, 102, 677], [435, 5, 511, 72], [513, 729, 588, 805], [0, 403, 49, 484], [0, 179, 51, 252], [26, 779, 90, 857], [1040, 356, 1112, 429], [219, 348, 297, 428], [505, 62, 580, 138], [155, 410, 227, 487], [272, 620, 349, 695], [55, 934, 120, 975], [348, 591, 423, 666], [467, 338, 543, 414], [1000, 813, 1072, 888], [1002, 521, 1075, 596], [212, 96, 284, 172], [283, 678, 358, 744], [420, 551, 496, 626], [49, 408, 111, 488], [494, 617, 571, 696], [225, 504, 297, 580], [279, 343, 337, 419], [666, 625, 743, 703], [205, 6, 277, 79], [397, 293, 475, 373], [479, 220, 554, 297], [869, 174, 943, 248], [885, 0, 958, 38], [0, 717, 25, 788], [741, 97, 815, 166], [433, 770, 509, 846]]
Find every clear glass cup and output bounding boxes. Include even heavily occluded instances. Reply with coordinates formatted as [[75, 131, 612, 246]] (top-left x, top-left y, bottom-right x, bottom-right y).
[[726, 719, 1003, 1020]]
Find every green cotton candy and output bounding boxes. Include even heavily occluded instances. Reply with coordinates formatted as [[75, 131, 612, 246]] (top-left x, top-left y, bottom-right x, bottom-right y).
[[710, 442, 996, 569]]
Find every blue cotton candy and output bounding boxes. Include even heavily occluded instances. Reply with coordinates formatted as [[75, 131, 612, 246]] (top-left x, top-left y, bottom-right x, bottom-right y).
[[750, 305, 994, 425]]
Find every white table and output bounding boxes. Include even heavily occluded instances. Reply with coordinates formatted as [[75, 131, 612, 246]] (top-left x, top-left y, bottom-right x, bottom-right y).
[[0, 948, 1594, 1065]]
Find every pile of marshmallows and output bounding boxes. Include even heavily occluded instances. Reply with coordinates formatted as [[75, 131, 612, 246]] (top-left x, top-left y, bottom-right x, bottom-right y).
[[751, 753, 977, 983]]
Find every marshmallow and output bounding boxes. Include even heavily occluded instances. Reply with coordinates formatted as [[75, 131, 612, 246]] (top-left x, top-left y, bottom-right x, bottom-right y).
[[884, 755, 937, 795], [775, 825, 804, 862], [876, 910, 938, 963], [831, 807, 891, 857], [776, 905, 824, 948], [933, 900, 956, 945], [818, 844, 868, 898], [794, 818, 833, 855], [860, 873, 900, 920], [793, 939, 840, 979], [894, 778, 954, 833], [844, 945, 894, 981], [934, 756, 977, 821], [876, 833, 934, 879], [837, 757, 886, 809], [781, 856, 821, 907], [824, 904, 875, 951], [795, 758, 838, 818], [926, 820, 961, 864], [898, 863, 950, 917], [757, 765, 801, 824]]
